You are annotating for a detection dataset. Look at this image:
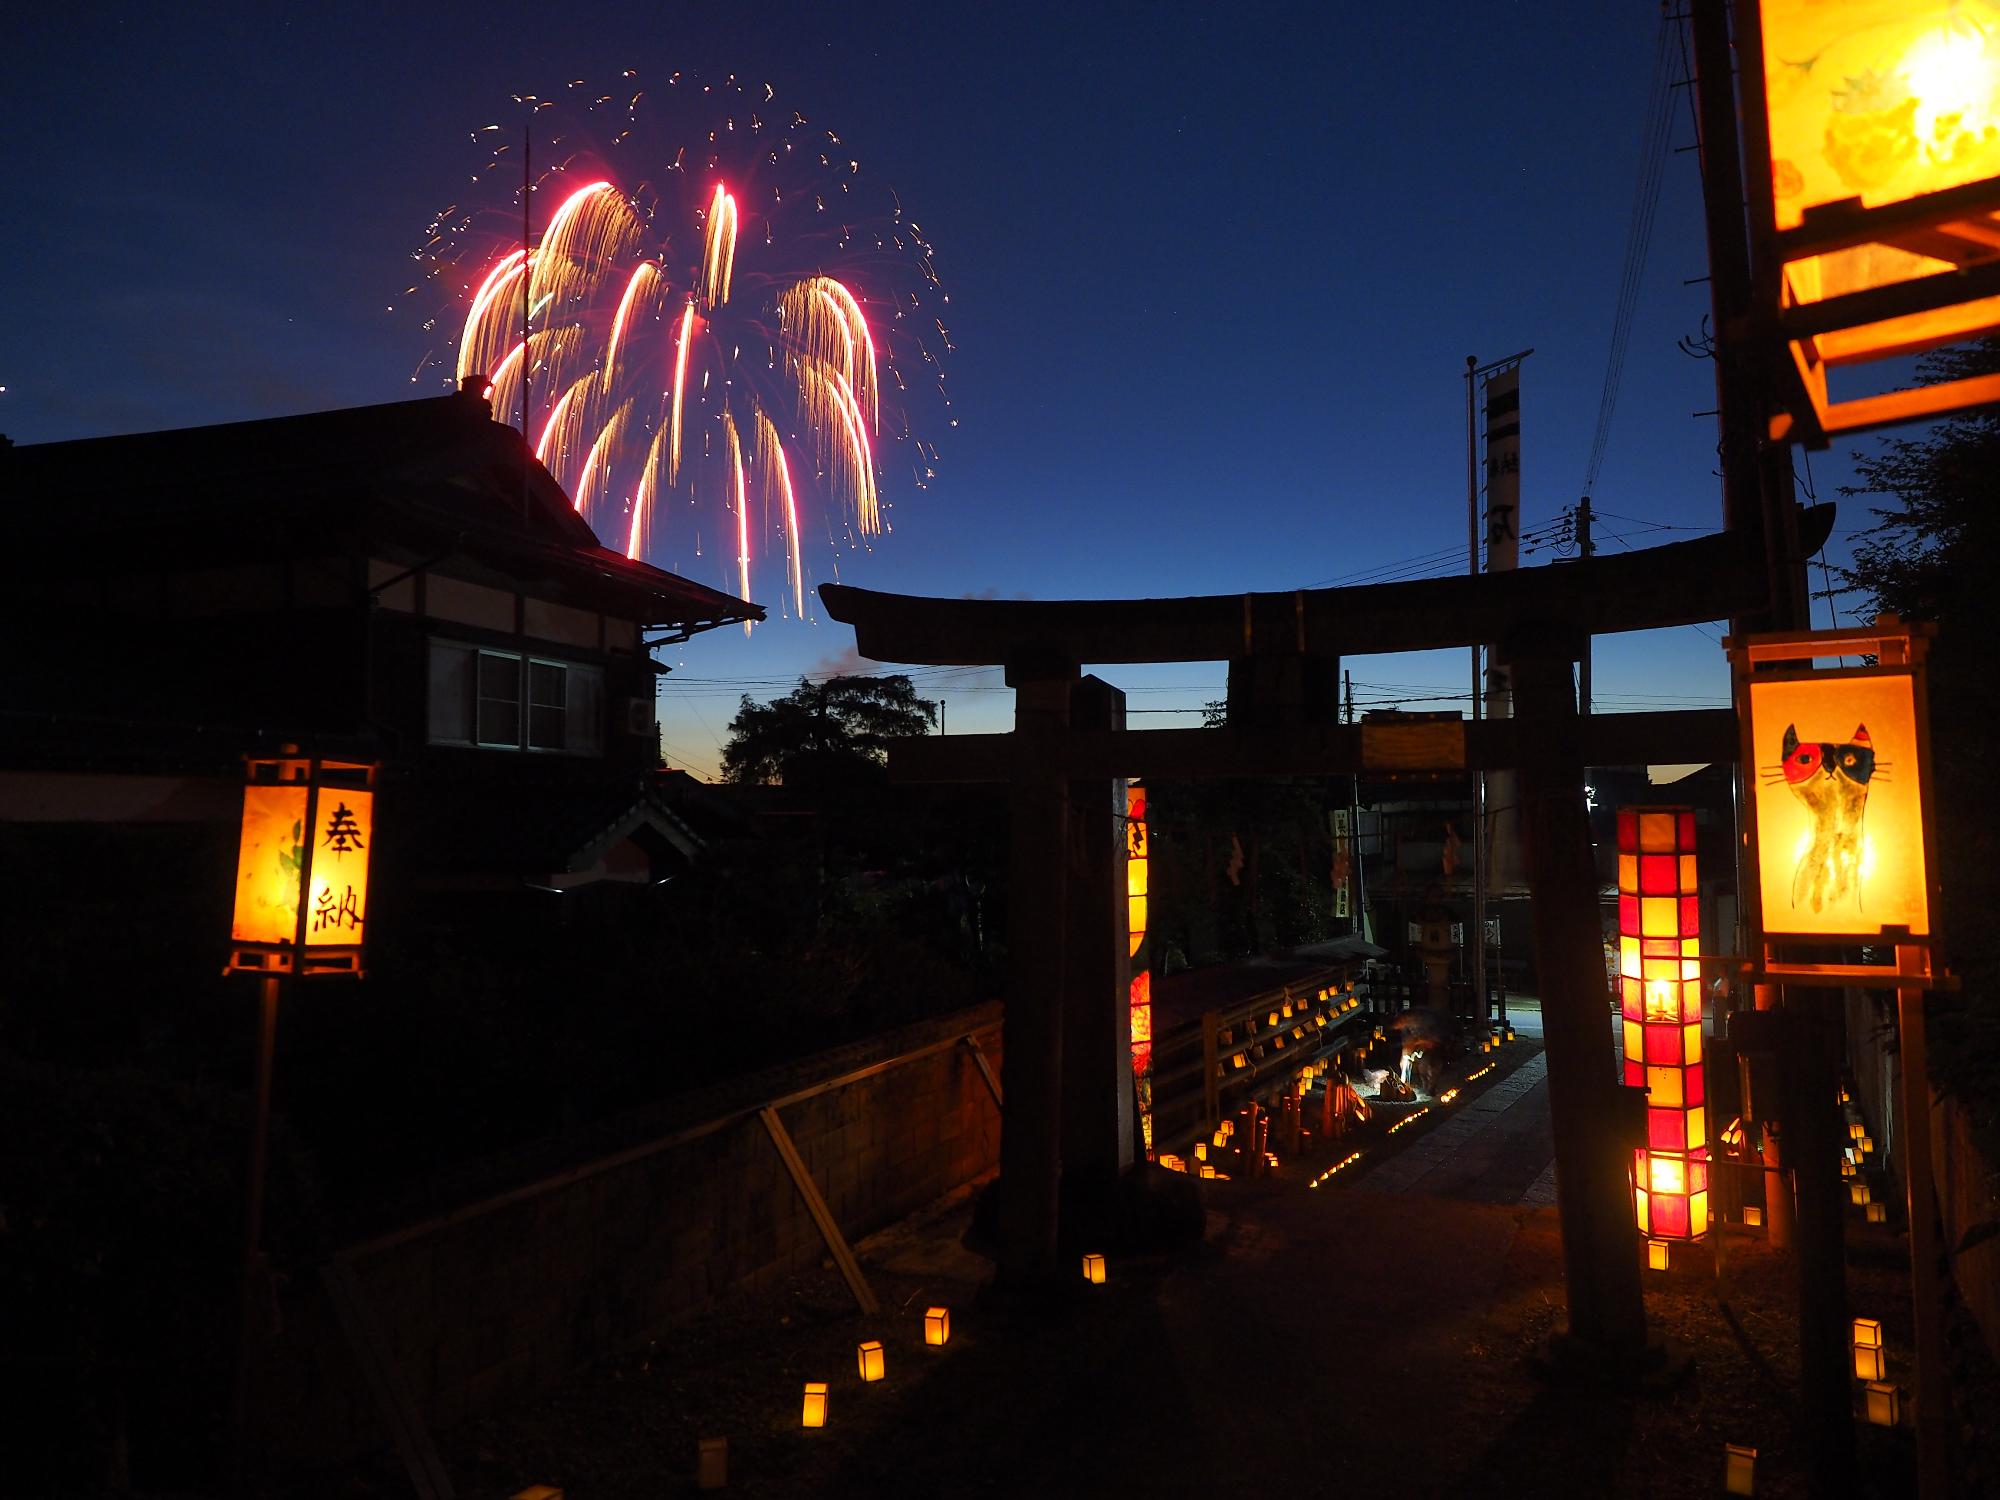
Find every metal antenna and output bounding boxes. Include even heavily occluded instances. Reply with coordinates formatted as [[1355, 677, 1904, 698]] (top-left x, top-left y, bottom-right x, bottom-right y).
[[521, 107, 533, 524]]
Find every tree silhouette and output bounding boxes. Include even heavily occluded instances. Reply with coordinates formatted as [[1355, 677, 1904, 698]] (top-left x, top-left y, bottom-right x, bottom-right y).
[[719, 674, 938, 791]]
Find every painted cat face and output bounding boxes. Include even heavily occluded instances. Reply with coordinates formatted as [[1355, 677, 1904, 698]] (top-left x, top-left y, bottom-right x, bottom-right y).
[[1780, 723, 1873, 786]]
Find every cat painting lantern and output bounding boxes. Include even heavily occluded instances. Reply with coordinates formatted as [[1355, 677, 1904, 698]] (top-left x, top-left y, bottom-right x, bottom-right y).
[[1733, 620, 1942, 978]]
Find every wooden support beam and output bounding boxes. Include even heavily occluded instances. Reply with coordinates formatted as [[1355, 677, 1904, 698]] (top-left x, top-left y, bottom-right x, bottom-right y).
[[884, 709, 1741, 785], [963, 1034, 1004, 1109], [759, 1106, 880, 1317], [321, 1259, 456, 1500]]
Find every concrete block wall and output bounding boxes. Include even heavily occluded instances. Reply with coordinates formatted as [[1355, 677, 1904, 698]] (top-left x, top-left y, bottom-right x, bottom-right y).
[[255, 1004, 1002, 1465]]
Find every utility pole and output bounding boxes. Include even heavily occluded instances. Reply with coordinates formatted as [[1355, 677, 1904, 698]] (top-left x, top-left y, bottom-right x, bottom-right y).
[[1688, 1, 1846, 1490], [1576, 496, 1594, 717], [1465, 356, 1487, 1030]]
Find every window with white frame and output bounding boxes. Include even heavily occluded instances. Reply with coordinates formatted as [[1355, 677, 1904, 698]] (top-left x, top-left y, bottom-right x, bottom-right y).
[[428, 639, 604, 754]]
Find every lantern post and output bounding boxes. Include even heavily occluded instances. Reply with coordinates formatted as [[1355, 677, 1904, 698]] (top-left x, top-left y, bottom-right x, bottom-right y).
[[223, 747, 376, 1476], [1730, 618, 1950, 1495]]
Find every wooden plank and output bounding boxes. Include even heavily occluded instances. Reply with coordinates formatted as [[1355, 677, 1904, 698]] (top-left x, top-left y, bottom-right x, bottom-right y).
[[758, 1106, 880, 1316], [320, 1259, 455, 1500], [819, 514, 1832, 671], [1361, 719, 1464, 770], [962, 1034, 1004, 1110], [885, 709, 1741, 784]]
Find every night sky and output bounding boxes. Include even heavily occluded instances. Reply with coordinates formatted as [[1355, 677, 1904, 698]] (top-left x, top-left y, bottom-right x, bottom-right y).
[[5, 2, 1875, 777]]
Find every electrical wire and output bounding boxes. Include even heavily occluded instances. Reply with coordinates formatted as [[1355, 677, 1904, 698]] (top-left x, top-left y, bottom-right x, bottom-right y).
[[1582, 11, 1678, 501]]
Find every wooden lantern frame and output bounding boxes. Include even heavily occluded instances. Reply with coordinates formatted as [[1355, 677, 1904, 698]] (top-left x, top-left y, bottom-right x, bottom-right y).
[[1739, 1, 2000, 445], [226, 751, 378, 979], [1729, 620, 1948, 991]]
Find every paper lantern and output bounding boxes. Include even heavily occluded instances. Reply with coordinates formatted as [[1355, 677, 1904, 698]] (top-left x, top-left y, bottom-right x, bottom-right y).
[[1865, 1381, 1902, 1427], [856, 1340, 885, 1382], [1737, 634, 1935, 948], [1082, 1252, 1107, 1285], [1748, 0, 2000, 442], [1725, 1443, 1757, 1496], [1851, 1182, 1872, 1206], [1850, 1121, 1866, 1140], [801, 1382, 828, 1427], [1126, 782, 1154, 1153], [1867, 1201, 1888, 1224], [1861, 1135, 1875, 1154], [1843, 1158, 1858, 1178], [1745, 1205, 1765, 1228], [1852, 1316, 1884, 1382], [226, 752, 377, 978], [924, 1307, 950, 1347], [696, 1437, 727, 1491], [1620, 806, 1709, 1242], [1647, 1240, 1671, 1272]]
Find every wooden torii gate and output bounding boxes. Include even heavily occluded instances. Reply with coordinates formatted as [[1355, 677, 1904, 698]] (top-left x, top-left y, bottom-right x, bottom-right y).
[[823, 506, 1832, 1372]]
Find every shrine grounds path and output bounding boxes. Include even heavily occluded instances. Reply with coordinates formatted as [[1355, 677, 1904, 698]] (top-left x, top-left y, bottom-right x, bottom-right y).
[[325, 1000, 1929, 1500]]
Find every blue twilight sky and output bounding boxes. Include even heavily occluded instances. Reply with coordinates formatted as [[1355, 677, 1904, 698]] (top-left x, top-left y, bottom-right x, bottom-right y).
[[4, 2, 1881, 777]]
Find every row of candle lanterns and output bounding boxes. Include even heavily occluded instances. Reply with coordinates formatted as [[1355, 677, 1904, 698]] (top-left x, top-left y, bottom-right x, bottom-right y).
[[799, 1306, 953, 1428], [1852, 1317, 1901, 1427]]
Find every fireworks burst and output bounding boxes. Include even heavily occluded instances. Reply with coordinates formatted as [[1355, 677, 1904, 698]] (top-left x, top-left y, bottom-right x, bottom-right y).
[[415, 74, 950, 625]]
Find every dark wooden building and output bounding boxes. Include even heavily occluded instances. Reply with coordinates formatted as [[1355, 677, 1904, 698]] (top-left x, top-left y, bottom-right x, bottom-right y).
[[1, 387, 759, 892]]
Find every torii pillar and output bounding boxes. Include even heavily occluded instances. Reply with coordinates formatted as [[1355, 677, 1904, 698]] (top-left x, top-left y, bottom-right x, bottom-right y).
[[997, 668, 1134, 1281]]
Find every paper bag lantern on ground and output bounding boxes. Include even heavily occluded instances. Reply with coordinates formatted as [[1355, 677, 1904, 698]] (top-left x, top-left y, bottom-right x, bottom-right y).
[[856, 1340, 885, 1382], [801, 1382, 828, 1427], [1853, 1317, 1886, 1380], [1620, 806, 1709, 1241], [924, 1307, 950, 1346]]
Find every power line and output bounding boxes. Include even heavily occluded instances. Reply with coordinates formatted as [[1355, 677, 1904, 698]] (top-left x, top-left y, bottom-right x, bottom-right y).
[[1582, 10, 1678, 499]]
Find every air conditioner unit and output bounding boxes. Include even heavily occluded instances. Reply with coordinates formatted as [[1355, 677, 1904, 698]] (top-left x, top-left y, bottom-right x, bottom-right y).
[[624, 696, 654, 735]]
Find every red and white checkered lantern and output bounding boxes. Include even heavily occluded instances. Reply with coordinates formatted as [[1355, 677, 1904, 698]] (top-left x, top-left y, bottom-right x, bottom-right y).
[[1619, 806, 1708, 1241]]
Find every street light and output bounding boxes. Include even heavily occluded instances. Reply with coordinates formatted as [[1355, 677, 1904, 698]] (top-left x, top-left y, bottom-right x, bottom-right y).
[[1744, 0, 2000, 440]]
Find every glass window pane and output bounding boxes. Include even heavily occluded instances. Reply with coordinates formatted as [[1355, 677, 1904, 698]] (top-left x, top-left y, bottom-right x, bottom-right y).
[[527, 661, 566, 750], [565, 664, 605, 754], [477, 652, 521, 747], [427, 640, 474, 744]]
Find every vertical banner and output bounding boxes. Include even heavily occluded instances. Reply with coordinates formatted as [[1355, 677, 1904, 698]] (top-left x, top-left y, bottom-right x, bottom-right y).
[[1482, 366, 1521, 578], [1483, 363, 1523, 893], [1126, 781, 1154, 1156], [1330, 807, 1351, 920]]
